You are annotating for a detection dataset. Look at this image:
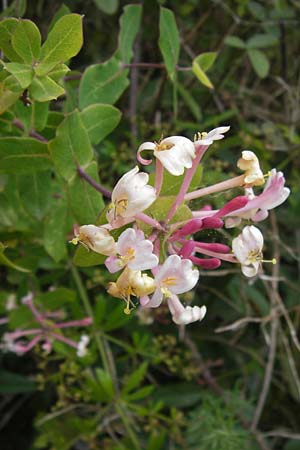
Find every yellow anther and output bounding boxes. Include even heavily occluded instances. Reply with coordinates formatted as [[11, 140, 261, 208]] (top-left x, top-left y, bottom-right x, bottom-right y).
[[70, 237, 79, 246], [194, 131, 207, 141], [163, 276, 177, 286], [155, 142, 174, 152]]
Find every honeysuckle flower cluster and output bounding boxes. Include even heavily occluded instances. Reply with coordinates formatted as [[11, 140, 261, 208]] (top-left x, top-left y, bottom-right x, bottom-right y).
[[72, 126, 290, 325], [1, 292, 92, 356]]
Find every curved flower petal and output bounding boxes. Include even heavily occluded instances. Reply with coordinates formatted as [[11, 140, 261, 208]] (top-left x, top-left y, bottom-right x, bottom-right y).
[[137, 142, 155, 166]]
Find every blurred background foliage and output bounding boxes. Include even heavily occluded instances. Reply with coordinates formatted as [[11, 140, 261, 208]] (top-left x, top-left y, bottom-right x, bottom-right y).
[[0, 0, 300, 449]]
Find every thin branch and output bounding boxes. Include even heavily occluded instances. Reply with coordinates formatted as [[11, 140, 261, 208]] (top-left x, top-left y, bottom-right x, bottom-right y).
[[263, 430, 300, 439], [122, 62, 191, 71], [77, 166, 111, 199], [251, 212, 280, 430], [12, 119, 48, 142]]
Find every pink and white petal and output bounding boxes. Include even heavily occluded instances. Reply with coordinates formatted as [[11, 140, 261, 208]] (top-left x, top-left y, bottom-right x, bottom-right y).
[[252, 209, 269, 222], [155, 255, 182, 285], [140, 295, 150, 306], [167, 295, 185, 317], [144, 289, 163, 308], [137, 142, 156, 166], [117, 228, 137, 254], [129, 253, 159, 271], [242, 262, 259, 277], [105, 256, 124, 273]]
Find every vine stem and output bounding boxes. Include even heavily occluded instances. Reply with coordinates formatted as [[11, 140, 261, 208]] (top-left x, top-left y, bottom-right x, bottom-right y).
[[77, 166, 112, 199], [122, 62, 191, 71], [70, 265, 140, 449]]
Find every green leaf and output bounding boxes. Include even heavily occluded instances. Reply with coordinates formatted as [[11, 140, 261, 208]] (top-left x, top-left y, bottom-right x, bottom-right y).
[[48, 63, 70, 82], [0, 18, 23, 62], [147, 432, 167, 450], [159, 7, 180, 81], [73, 245, 106, 267], [0, 137, 51, 173], [17, 171, 52, 220], [247, 49, 270, 78], [11, 19, 41, 64], [48, 4, 71, 32], [81, 103, 121, 145], [0, 0, 26, 18], [248, 1, 266, 20], [139, 196, 192, 234], [2, 62, 33, 89], [3, 73, 23, 92], [79, 56, 129, 109], [0, 242, 30, 272], [32, 101, 49, 131], [36, 14, 83, 76], [122, 362, 148, 394], [0, 370, 36, 393], [224, 36, 246, 49], [247, 34, 278, 49], [35, 288, 76, 309], [0, 83, 20, 114], [149, 165, 203, 197], [95, 368, 115, 401], [194, 52, 217, 71], [153, 383, 202, 408], [93, 0, 118, 15], [29, 76, 65, 102], [116, 4, 142, 64], [43, 196, 68, 262], [68, 161, 104, 224], [126, 385, 154, 401], [177, 82, 202, 121], [49, 110, 93, 181], [192, 59, 214, 89]]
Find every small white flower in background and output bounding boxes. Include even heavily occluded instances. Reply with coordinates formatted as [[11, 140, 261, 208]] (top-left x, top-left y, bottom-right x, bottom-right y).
[[77, 335, 90, 357], [5, 294, 17, 311], [71, 224, 117, 256], [237, 150, 265, 186], [105, 228, 159, 273], [167, 294, 207, 325], [141, 255, 199, 308], [232, 225, 275, 277], [2, 333, 19, 353], [107, 166, 156, 223], [138, 136, 196, 176], [193, 126, 230, 146]]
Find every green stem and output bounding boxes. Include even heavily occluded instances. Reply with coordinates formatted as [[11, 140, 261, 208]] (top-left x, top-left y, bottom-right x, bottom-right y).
[[115, 403, 140, 450], [71, 265, 110, 374], [71, 264, 140, 449]]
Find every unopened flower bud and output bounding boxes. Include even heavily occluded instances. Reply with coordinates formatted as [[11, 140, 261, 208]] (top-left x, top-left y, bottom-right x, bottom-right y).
[[71, 224, 116, 256], [237, 151, 265, 186]]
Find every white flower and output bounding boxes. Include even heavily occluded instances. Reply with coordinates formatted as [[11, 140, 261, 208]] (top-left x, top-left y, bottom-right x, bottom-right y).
[[77, 335, 90, 357], [138, 136, 196, 176], [232, 226, 266, 277], [107, 166, 156, 223], [141, 255, 199, 308], [167, 295, 207, 325], [71, 224, 117, 256], [194, 126, 230, 145], [237, 151, 265, 186], [105, 228, 158, 273]]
